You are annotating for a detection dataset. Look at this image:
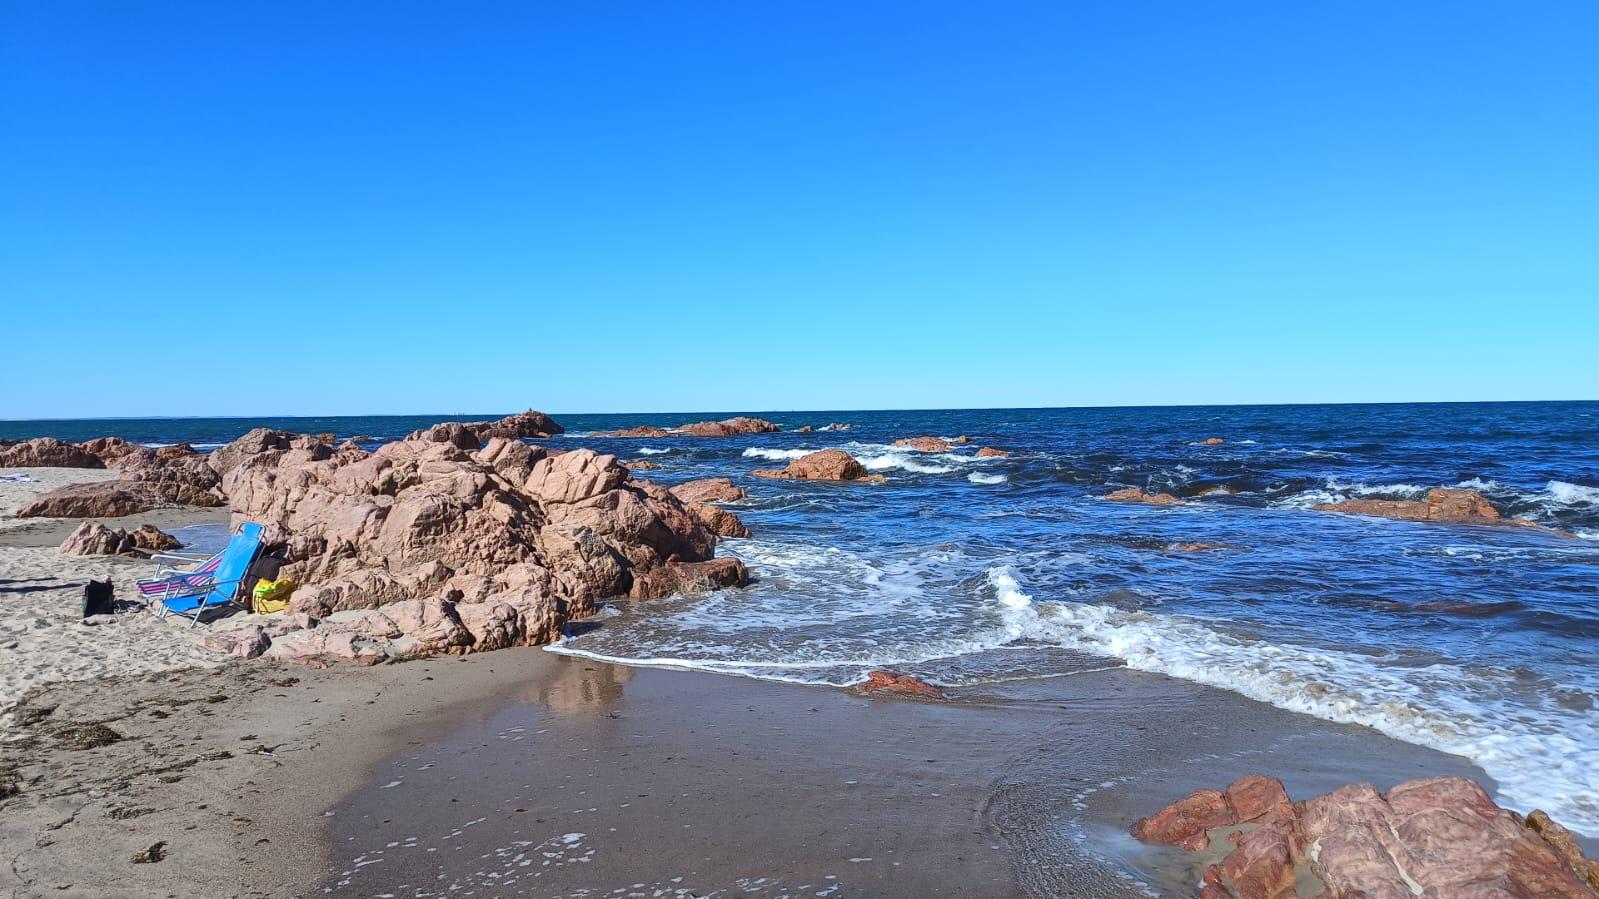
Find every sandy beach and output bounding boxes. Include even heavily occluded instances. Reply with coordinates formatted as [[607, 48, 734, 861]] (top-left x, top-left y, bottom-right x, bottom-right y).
[[1, 644, 1498, 899], [0, 469, 230, 716]]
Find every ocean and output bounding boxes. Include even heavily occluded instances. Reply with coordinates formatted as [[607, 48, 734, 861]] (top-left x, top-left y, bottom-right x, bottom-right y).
[[5, 402, 1597, 833]]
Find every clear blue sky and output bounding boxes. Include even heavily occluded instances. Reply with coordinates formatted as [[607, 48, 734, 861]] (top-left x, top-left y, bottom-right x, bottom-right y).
[[2, 2, 1595, 418]]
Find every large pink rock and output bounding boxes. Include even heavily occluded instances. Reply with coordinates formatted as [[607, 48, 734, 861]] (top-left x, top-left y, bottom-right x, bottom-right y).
[[406, 411, 564, 449], [596, 425, 672, 438], [679, 417, 781, 437], [59, 522, 141, 557], [78, 437, 139, 465], [266, 627, 389, 668], [892, 436, 968, 453], [1133, 776, 1599, 898], [112, 447, 224, 506], [752, 449, 885, 483], [0, 438, 104, 469], [670, 478, 747, 503], [19, 481, 168, 518], [215, 430, 734, 657], [685, 501, 750, 538]]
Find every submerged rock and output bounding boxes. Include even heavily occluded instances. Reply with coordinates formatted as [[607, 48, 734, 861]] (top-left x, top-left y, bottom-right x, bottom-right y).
[[1202, 437, 1225, 445], [1103, 487, 1186, 506], [975, 446, 1011, 458], [626, 459, 661, 470], [892, 436, 970, 453], [854, 670, 946, 700], [1313, 486, 1551, 530], [752, 449, 885, 483], [1133, 775, 1599, 899]]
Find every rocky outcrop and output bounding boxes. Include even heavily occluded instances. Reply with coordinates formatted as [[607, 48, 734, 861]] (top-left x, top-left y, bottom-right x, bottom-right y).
[[1202, 437, 1225, 446], [1103, 487, 1185, 506], [58, 522, 181, 557], [679, 417, 781, 437], [0, 438, 104, 469], [753, 450, 885, 483], [209, 433, 738, 662], [793, 425, 814, 433], [597, 426, 672, 438], [208, 428, 298, 476], [404, 410, 565, 451], [78, 437, 139, 465], [1133, 775, 1599, 899], [20, 445, 227, 517], [854, 670, 946, 700], [820, 423, 852, 431], [670, 478, 747, 504], [685, 501, 751, 538], [1314, 487, 1546, 529], [19, 481, 169, 518], [975, 447, 1011, 458], [892, 436, 969, 453], [626, 459, 660, 470]]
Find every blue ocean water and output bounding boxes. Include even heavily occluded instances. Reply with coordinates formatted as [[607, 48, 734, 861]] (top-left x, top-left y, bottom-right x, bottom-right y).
[[6, 403, 1598, 830]]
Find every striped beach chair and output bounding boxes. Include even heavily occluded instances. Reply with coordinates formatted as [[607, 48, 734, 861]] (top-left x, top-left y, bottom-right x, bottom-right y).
[[148, 522, 266, 627]]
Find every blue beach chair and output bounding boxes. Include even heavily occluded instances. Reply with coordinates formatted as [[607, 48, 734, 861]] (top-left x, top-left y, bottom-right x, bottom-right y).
[[150, 522, 266, 627]]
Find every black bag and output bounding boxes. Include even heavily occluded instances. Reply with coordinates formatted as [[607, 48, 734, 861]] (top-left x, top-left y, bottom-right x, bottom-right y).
[[82, 579, 115, 618]]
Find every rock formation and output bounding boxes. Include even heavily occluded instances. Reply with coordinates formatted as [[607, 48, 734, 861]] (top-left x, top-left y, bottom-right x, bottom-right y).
[[0, 438, 105, 469], [1314, 487, 1550, 530], [819, 423, 852, 431], [892, 436, 970, 453], [679, 417, 781, 437], [19, 444, 227, 517], [684, 502, 751, 538], [596, 426, 672, 438], [1103, 487, 1186, 506], [59, 522, 182, 557], [752, 450, 885, 483], [404, 410, 564, 449], [626, 459, 660, 470], [670, 478, 747, 504], [1202, 437, 1225, 445], [854, 670, 946, 700], [197, 427, 747, 665], [975, 447, 1011, 458], [1133, 775, 1599, 898]]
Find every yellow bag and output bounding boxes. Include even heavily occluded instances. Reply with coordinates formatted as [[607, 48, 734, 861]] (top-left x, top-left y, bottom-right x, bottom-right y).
[[251, 577, 295, 614]]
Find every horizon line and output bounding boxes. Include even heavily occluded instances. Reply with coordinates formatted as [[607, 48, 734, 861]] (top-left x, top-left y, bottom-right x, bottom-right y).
[[3, 397, 1596, 424]]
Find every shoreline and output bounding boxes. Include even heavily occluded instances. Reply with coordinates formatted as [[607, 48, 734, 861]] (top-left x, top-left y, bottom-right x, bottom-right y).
[[0, 647, 1507, 898]]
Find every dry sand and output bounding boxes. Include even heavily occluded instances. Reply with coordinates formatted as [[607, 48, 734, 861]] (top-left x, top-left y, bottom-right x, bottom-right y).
[[0, 468, 231, 719]]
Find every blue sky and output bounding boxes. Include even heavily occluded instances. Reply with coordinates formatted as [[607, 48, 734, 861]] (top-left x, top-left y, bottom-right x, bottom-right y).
[[2, 2, 1595, 418]]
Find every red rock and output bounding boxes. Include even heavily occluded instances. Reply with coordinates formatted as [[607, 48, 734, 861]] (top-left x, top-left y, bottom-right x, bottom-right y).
[[685, 501, 751, 538], [679, 417, 781, 437], [1202, 437, 1225, 446], [670, 478, 747, 503], [597, 425, 672, 438], [209, 428, 299, 475], [1132, 788, 1235, 851], [1314, 486, 1503, 525], [1103, 487, 1186, 506], [1134, 776, 1599, 899], [216, 431, 733, 654], [0, 438, 104, 469], [467, 410, 564, 441], [113, 447, 225, 506], [20, 481, 167, 518], [855, 670, 946, 700], [129, 524, 181, 552], [752, 449, 885, 483], [892, 436, 954, 453], [201, 625, 270, 660], [58, 522, 143, 556], [627, 459, 661, 470], [975, 447, 1011, 458], [77, 437, 139, 465]]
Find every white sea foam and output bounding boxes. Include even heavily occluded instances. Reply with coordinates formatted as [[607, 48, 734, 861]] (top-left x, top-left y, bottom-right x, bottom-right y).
[[1275, 479, 1428, 510], [981, 568, 1599, 835], [741, 447, 813, 461], [1544, 480, 1599, 507], [635, 447, 670, 455], [969, 472, 1007, 485]]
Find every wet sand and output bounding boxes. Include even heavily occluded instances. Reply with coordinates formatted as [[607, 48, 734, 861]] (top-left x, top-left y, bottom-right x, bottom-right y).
[[1, 646, 1497, 898]]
